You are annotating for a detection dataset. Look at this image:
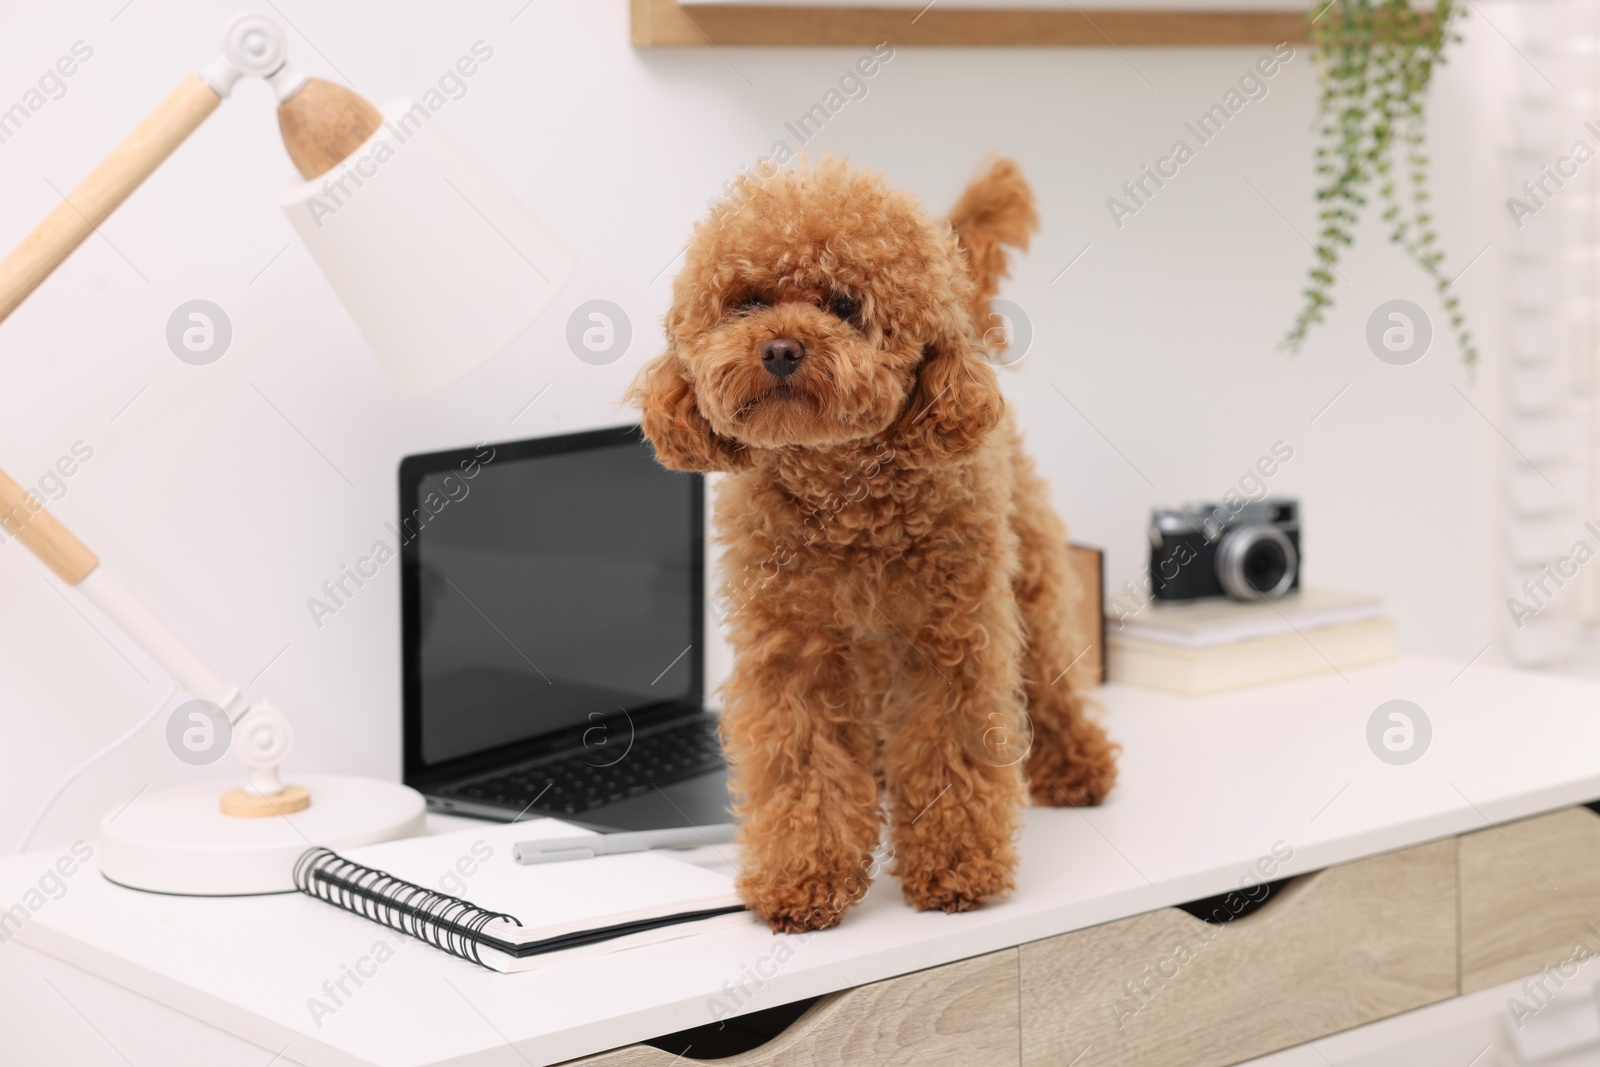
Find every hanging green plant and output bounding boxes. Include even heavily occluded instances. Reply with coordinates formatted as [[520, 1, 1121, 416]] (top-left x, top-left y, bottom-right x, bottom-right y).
[[1283, 0, 1473, 364]]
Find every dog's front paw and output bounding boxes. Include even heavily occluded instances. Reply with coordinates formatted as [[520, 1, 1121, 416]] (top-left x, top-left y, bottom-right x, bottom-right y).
[[896, 849, 1016, 914], [736, 865, 871, 933]]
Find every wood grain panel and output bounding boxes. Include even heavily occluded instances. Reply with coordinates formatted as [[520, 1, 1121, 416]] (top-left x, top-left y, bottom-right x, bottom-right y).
[[632, 0, 1311, 47], [1019, 840, 1458, 1067], [1459, 806, 1600, 994], [564, 946, 1020, 1065]]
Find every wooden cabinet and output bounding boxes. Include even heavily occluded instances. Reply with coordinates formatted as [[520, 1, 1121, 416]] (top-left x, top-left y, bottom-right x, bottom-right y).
[[1018, 840, 1458, 1067], [1459, 805, 1600, 993], [564, 947, 1020, 1065], [569, 809, 1600, 1066]]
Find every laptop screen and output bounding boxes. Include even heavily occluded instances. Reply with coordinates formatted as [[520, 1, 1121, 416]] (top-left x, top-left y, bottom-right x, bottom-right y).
[[401, 428, 701, 771]]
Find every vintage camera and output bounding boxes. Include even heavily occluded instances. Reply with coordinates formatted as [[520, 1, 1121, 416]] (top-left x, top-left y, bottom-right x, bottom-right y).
[[1148, 499, 1300, 602]]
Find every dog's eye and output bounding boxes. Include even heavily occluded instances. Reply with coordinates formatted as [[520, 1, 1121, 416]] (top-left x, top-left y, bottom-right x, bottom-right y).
[[738, 296, 769, 313], [828, 294, 859, 321]]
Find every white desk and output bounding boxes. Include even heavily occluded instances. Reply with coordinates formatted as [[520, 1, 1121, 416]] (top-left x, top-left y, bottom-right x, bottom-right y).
[[4, 656, 1599, 1067]]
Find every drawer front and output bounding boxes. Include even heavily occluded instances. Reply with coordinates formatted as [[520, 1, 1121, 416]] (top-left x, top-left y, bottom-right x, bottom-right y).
[[564, 947, 1020, 1066], [1460, 805, 1600, 993], [1019, 839, 1457, 1067]]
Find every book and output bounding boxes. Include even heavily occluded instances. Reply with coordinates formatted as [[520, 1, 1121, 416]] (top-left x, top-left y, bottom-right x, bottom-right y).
[[1107, 616, 1397, 695], [1112, 587, 1386, 649], [294, 819, 750, 973]]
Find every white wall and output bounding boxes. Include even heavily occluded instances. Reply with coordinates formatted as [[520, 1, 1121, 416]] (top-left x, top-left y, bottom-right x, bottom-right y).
[[0, 0, 1516, 852]]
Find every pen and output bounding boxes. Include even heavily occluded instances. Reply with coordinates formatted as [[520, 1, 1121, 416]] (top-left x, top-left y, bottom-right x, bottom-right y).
[[513, 823, 737, 865]]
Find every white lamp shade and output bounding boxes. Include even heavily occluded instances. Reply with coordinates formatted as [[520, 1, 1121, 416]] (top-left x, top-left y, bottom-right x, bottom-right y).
[[280, 98, 576, 394]]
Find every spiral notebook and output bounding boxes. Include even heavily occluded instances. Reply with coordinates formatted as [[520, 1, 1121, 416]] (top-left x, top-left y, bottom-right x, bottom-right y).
[[294, 820, 750, 973]]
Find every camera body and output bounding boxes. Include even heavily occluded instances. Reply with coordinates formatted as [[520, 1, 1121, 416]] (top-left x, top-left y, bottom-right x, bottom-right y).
[[1148, 499, 1301, 602]]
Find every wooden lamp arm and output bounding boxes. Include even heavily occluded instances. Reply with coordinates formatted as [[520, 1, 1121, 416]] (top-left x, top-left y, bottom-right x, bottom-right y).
[[0, 75, 222, 325], [0, 13, 380, 329], [0, 466, 239, 709], [3, 467, 304, 810], [0, 468, 98, 584]]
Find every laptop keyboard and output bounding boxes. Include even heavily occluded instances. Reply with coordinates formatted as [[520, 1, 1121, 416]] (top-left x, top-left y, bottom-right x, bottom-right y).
[[442, 716, 724, 817]]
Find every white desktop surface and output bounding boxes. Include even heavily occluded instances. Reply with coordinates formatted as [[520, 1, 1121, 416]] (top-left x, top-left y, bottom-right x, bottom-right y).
[[5, 656, 1600, 1067]]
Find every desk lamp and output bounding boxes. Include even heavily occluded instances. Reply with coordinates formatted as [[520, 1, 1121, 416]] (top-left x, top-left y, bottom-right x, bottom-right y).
[[0, 14, 575, 893]]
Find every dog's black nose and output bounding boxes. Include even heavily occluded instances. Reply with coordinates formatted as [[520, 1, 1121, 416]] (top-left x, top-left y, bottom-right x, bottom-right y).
[[761, 338, 804, 379]]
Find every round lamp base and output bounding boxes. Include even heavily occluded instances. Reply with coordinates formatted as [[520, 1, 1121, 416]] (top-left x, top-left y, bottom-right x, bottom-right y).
[[99, 774, 426, 896]]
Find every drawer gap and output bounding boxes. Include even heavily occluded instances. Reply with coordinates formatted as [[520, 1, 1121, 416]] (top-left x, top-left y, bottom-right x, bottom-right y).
[[1176, 875, 1293, 925], [643, 995, 825, 1059]]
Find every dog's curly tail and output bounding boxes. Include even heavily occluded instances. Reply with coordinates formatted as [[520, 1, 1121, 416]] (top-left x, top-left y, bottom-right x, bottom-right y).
[[947, 157, 1038, 356]]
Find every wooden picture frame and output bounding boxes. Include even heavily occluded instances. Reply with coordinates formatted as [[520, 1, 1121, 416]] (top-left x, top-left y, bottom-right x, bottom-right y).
[[1066, 543, 1107, 687]]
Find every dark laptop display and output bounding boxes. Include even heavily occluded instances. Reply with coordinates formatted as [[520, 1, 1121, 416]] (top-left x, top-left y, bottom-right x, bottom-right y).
[[400, 426, 729, 830]]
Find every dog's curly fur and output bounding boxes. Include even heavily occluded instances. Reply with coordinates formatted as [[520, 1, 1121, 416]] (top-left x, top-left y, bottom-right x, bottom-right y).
[[630, 157, 1119, 933]]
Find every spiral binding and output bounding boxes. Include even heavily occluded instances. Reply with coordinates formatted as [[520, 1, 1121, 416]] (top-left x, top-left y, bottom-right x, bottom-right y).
[[293, 847, 522, 969]]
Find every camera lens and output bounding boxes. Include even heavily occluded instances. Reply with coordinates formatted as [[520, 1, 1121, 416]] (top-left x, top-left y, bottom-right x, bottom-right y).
[[1243, 541, 1287, 589], [1216, 526, 1298, 600]]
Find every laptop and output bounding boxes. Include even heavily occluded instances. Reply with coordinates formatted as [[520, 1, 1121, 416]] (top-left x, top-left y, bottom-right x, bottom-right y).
[[399, 425, 731, 832]]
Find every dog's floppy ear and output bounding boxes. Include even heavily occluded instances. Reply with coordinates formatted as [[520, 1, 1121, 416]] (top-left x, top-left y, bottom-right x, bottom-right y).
[[889, 326, 1004, 465], [628, 350, 749, 473]]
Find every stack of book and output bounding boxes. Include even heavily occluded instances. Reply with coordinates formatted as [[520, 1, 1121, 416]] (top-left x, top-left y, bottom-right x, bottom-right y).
[[1106, 588, 1395, 695]]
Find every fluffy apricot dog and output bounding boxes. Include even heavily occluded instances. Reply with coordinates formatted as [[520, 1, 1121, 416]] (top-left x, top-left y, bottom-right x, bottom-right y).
[[630, 157, 1118, 933]]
